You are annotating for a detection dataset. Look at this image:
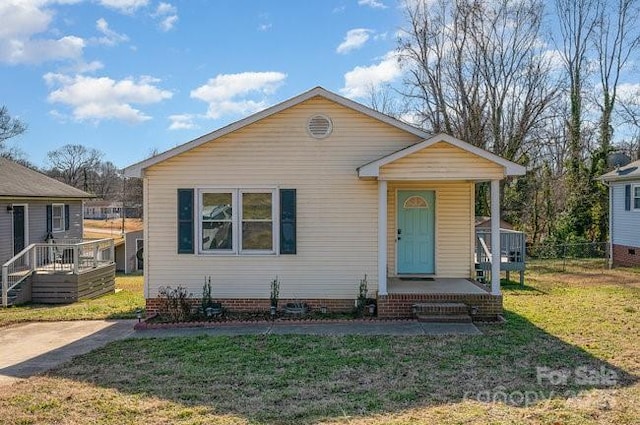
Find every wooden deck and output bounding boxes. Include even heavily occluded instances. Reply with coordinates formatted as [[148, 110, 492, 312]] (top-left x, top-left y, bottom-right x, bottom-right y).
[[3, 238, 116, 306], [31, 264, 116, 304]]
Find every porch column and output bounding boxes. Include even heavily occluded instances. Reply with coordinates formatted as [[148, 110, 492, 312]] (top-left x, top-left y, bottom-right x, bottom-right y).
[[490, 179, 501, 295], [378, 180, 388, 296]]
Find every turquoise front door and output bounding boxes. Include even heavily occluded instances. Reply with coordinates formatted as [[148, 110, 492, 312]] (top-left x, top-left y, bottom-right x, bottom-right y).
[[397, 190, 435, 274]]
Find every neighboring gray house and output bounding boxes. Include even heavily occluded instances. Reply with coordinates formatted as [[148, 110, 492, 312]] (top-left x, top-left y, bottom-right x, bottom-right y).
[[600, 159, 640, 267], [0, 157, 92, 265]]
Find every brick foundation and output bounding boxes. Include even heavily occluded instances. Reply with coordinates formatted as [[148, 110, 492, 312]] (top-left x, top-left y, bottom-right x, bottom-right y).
[[146, 292, 502, 321], [612, 244, 640, 267], [377, 293, 503, 321], [146, 297, 356, 316]]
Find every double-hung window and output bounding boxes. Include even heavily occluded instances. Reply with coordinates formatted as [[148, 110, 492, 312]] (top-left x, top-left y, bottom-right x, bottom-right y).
[[52, 203, 65, 232], [199, 189, 276, 254], [634, 185, 640, 210]]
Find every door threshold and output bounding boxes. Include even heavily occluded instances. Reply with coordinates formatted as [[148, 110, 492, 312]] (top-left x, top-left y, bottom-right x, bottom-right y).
[[397, 274, 436, 281]]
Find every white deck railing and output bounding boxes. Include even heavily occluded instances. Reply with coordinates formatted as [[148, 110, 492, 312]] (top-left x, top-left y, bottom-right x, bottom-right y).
[[475, 229, 526, 268], [2, 238, 114, 307]]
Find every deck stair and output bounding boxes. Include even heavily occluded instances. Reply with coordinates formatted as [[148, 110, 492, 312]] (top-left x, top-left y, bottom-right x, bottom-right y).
[[412, 302, 472, 323]]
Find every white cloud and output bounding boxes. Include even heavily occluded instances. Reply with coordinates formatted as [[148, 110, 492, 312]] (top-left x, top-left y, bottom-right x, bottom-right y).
[[44, 73, 173, 123], [168, 114, 197, 130], [152, 2, 178, 31], [94, 18, 129, 45], [191, 71, 287, 119], [0, 0, 85, 64], [540, 48, 565, 72], [98, 0, 149, 14], [258, 23, 272, 32], [358, 0, 387, 9], [0, 36, 85, 64], [336, 28, 373, 54], [154, 2, 175, 15], [341, 51, 403, 98], [616, 83, 640, 103]]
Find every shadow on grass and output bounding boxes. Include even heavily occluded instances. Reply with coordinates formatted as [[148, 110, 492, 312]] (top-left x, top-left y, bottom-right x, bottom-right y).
[[33, 311, 638, 424]]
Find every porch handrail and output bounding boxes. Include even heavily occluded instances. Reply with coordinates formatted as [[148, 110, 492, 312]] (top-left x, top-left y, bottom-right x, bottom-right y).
[[2, 238, 115, 307], [2, 243, 37, 307], [475, 228, 526, 264]]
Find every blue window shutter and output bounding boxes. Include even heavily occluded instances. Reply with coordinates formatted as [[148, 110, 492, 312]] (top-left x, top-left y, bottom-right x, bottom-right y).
[[625, 185, 631, 211], [280, 189, 296, 254], [64, 205, 70, 231], [46, 205, 53, 233], [177, 189, 194, 254]]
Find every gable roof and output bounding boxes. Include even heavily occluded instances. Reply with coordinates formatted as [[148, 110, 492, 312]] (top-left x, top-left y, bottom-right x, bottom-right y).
[[0, 157, 93, 199], [357, 133, 527, 178], [600, 159, 640, 182], [123, 86, 431, 177]]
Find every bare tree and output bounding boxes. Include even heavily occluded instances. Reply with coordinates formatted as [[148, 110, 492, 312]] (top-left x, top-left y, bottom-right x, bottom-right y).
[[593, 0, 640, 153], [47, 144, 103, 192], [399, 0, 556, 162], [91, 161, 122, 200], [0, 106, 27, 150]]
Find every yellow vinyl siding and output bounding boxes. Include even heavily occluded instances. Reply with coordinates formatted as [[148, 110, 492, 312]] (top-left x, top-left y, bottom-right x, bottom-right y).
[[380, 141, 505, 181], [144, 96, 421, 299], [387, 181, 474, 278]]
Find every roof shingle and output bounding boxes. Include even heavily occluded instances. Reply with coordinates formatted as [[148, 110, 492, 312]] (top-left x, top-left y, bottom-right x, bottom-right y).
[[0, 157, 93, 199]]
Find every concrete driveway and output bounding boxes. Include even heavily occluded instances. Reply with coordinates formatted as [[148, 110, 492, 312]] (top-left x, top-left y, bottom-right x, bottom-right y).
[[0, 320, 136, 386], [0, 319, 481, 386]]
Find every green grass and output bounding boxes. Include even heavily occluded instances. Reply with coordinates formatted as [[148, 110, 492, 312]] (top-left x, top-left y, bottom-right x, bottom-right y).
[[0, 274, 144, 327], [0, 264, 638, 424]]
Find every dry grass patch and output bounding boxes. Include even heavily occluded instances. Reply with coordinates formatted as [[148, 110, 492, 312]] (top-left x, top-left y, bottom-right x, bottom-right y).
[[84, 218, 143, 232], [0, 263, 638, 424]]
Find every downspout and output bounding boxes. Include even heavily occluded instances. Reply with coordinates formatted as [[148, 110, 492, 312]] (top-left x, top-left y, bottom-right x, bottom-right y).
[[602, 180, 613, 269]]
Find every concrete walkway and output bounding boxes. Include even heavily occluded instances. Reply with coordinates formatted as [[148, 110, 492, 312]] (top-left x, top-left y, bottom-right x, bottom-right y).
[[135, 321, 482, 338], [0, 320, 136, 386], [0, 320, 480, 386]]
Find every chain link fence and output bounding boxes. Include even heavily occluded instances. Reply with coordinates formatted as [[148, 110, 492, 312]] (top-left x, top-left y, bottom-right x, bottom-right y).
[[526, 242, 610, 273]]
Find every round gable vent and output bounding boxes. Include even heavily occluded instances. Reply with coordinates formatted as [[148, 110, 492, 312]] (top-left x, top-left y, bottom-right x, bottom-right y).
[[307, 115, 333, 139]]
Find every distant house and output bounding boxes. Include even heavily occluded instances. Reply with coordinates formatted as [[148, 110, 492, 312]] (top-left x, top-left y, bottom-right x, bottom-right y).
[[1, 158, 116, 307], [84, 200, 122, 219], [600, 159, 640, 267], [124, 87, 526, 320], [84, 200, 142, 219]]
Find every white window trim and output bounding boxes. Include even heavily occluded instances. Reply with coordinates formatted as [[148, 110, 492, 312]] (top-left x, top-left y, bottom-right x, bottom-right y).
[[52, 203, 65, 233], [633, 184, 640, 211], [197, 188, 279, 256]]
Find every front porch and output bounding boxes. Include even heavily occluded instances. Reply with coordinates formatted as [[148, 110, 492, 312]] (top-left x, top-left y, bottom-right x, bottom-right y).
[[377, 277, 501, 320], [2, 239, 116, 306]]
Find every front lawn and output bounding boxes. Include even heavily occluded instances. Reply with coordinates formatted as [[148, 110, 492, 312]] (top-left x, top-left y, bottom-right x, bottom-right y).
[[0, 274, 144, 327], [0, 264, 638, 424]]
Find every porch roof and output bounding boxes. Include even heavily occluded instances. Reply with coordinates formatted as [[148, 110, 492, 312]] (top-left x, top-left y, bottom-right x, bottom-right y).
[[358, 133, 527, 180]]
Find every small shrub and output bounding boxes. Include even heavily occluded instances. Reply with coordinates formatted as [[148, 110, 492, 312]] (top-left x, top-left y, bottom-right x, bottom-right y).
[[158, 285, 192, 322], [202, 276, 214, 311], [270, 276, 280, 308], [356, 274, 368, 317]]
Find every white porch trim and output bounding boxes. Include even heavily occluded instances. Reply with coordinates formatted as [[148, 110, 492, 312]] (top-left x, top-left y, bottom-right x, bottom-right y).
[[358, 133, 527, 178], [378, 180, 388, 296], [491, 179, 501, 295]]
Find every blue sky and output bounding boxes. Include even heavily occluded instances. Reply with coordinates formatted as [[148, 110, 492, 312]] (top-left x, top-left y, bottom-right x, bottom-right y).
[[1, 0, 405, 168]]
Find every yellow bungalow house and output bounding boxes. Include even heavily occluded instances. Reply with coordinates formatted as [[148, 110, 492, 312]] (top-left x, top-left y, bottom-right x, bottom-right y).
[[124, 87, 525, 320]]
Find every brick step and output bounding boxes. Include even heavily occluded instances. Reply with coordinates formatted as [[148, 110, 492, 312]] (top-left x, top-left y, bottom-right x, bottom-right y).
[[417, 314, 473, 323], [412, 302, 469, 315]]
